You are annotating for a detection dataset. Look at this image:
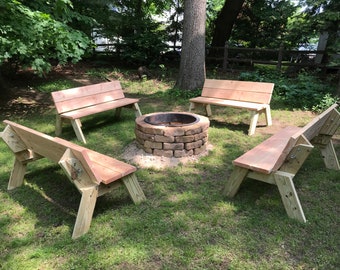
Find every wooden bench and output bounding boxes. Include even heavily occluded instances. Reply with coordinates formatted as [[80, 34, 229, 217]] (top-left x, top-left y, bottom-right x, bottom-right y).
[[189, 79, 274, 135], [51, 81, 142, 143], [223, 103, 340, 222], [0, 120, 146, 239]]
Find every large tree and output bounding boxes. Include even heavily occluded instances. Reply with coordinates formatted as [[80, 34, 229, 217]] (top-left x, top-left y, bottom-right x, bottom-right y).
[[210, 0, 245, 48], [175, 0, 206, 90]]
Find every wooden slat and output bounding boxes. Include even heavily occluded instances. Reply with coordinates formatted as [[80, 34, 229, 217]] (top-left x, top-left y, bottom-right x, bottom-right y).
[[54, 137, 136, 184], [52, 81, 123, 102], [86, 150, 136, 184], [189, 97, 267, 111], [60, 98, 139, 119], [297, 104, 340, 141], [3, 120, 67, 163], [51, 81, 126, 114], [202, 79, 274, 104], [233, 126, 301, 174]]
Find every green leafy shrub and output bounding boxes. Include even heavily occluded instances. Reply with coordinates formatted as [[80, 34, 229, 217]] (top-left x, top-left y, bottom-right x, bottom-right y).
[[239, 70, 338, 111]]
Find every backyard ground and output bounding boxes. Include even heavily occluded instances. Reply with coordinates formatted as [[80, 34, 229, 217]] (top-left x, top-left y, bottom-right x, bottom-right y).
[[0, 62, 322, 168], [0, 62, 339, 270]]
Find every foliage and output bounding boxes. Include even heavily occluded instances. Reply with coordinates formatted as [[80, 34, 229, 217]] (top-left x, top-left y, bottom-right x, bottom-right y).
[[230, 0, 297, 48], [164, 0, 184, 51], [0, 0, 93, 75], [35, 79, 81, 93], [91, 0, 169, 65], [205, 0, 225, 44], [312, 93, 339, 113], [287, 0, 339, 52], [239, 68, 339, 111]]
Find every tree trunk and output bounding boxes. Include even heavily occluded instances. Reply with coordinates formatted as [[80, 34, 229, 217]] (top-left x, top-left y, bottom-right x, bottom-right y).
[[337, 69, 340, 97], [210, 0, 245, 48], [175, 0, 206, 91]]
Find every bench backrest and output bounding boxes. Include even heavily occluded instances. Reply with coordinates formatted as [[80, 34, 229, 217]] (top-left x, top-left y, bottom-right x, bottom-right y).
[[2, 120, 100, 184], [292, 103, 340, 142], [233, 103, 339, 174], [51, 81, 125, 114], [202, 79, 274, 104]]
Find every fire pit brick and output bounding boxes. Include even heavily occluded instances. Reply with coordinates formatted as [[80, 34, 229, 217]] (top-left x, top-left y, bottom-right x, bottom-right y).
[[135, 112, 210, 157]]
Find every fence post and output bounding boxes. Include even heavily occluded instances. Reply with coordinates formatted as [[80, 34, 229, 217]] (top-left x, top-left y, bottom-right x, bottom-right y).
[[223, 42, 229, 72], [277, 43, 283, 72]]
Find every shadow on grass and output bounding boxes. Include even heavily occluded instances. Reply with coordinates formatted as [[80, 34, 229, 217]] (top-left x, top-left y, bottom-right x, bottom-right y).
[[0, 162, 141, 239]]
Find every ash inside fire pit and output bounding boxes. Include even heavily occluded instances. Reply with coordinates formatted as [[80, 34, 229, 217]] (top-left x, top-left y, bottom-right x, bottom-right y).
[[144, 113, 199, 127], [134, 112, 210, 158]]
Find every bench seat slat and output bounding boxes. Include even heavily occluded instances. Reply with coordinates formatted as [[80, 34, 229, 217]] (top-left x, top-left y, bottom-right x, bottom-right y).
[[87, 151, 137, 184], [233, 126, 301, 174], [60, 98, 139, 119], [190, 96, 267, 111]]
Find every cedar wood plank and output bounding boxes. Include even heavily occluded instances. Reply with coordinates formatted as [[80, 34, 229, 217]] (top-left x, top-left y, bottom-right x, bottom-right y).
[[233, 126, 301, 174], [54, 137, 136, 184], [201, 79, 274, 104], [51, 81, 126, 114], [60, 98, 139, 119], [189, 97, 267, 111]]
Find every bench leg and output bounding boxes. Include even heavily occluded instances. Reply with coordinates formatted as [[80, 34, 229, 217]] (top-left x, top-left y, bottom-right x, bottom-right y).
[[71, 119, 87, 144], [189, 102, 195, 112], [205, 104, 212, 117], [320, 140, 340, 170], [274, 171, 306, 223], [114, 107, 122, 118], [264, 105, 272, 126], [55, 115, 63, 136], [8, 158, 27, 190], [72, 186, 98, 239], [223, 166, 249, 197], [133, 103, 142, 117], [248, 111, 259, 136], [122, 174, 146, 204]]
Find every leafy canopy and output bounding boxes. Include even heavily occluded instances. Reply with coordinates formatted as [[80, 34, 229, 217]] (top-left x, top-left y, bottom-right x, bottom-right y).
[[0, 0, 93, 75]]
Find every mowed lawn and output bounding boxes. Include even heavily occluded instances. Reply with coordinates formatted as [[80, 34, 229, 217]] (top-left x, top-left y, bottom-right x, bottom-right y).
[[0, 67, 339, 270]]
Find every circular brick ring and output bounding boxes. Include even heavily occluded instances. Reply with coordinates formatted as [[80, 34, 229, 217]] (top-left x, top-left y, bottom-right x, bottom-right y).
[[135, 112, 210, 158]]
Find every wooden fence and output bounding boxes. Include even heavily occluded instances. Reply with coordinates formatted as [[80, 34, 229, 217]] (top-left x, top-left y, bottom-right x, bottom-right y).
[[94, 43, 338, 72], [206, 44, 329, 72]]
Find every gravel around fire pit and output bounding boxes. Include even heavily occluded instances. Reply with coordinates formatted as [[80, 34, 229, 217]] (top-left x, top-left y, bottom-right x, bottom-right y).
[[121, 141, 213, 169]]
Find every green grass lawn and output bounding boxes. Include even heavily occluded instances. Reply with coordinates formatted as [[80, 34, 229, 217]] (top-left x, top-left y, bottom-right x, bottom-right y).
[[0, 67, 339, 270]]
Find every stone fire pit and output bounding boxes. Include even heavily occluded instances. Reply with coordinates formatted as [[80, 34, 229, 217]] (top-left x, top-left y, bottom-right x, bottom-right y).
[[135, 112, 210, 158]]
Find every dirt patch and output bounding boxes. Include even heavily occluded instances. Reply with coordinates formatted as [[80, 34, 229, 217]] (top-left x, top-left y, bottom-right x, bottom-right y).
[[121, 141, 213, 169]]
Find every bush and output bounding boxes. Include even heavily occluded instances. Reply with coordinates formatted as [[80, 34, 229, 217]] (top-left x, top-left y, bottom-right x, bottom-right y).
[[239, 69, 338, 111]]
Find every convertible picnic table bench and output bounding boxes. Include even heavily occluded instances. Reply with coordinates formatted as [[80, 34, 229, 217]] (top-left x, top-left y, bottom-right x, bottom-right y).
[[224, 103, 340, 222], [0, 120, 146, 239], [189, 79, 274, 135], [51, 81, 142, 143]]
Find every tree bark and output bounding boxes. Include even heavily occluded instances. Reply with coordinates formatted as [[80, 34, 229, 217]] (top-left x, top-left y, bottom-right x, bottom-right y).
[[175, 0, 206, 91], [210, 0, 245, 48]]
